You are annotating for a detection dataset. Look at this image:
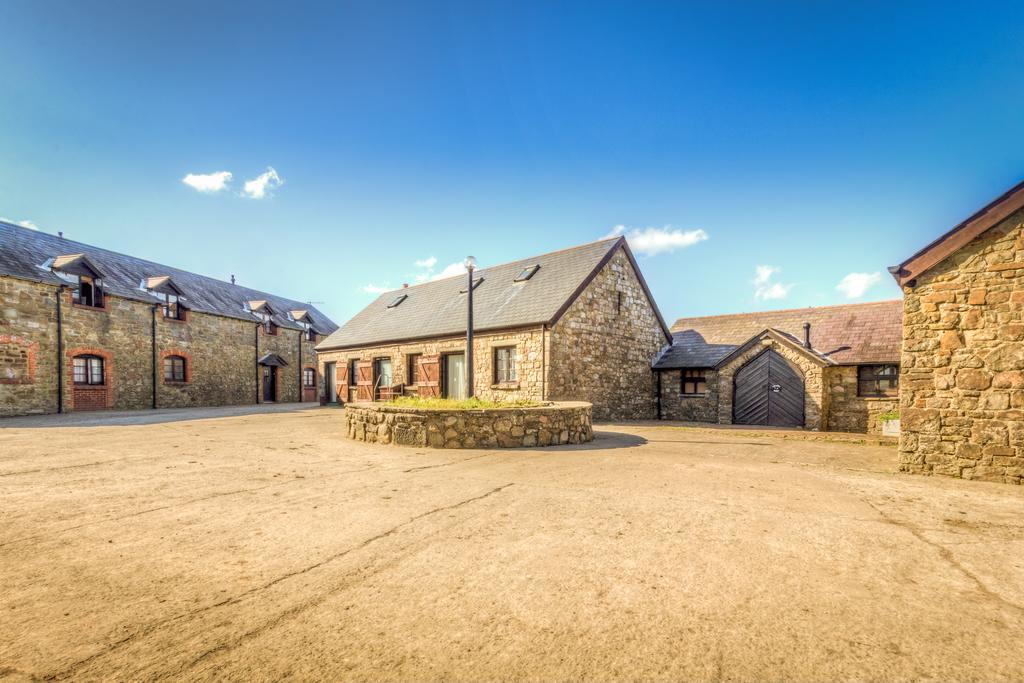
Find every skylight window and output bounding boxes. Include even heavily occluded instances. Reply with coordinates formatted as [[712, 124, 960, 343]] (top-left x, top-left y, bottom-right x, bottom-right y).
[[459, 277, 484, 293], [387, 294, 408, 308], [514, 264, 540, 282]]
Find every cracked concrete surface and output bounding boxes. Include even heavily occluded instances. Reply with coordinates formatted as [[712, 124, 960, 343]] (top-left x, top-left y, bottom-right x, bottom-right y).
[[1, 407, 1022, 681]]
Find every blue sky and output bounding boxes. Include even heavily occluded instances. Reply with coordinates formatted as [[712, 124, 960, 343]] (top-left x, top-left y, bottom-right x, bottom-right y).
[[2, 1, 1023, 325]]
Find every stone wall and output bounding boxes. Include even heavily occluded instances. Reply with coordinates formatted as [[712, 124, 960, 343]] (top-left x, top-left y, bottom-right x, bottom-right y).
[[715, 334, 827, 430], [825, 366, 899, 434], [899, 208, 1024, 484], [317, 327, 547, 404], [343, 401, 593, 448], [547, 249, 668, 420], [0, 278, 59, 415], [657, 369, 719, 422], [0, 274, 322, 416]]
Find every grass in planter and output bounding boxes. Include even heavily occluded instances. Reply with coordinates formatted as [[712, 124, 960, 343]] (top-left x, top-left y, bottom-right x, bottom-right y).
[[877, 409, 900, 422], [389, 396, 542, 410]]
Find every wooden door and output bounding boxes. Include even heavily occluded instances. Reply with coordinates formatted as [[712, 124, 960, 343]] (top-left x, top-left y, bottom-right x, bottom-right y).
[[418, 354, 440, 397], [335, 362, 348, 404], [262, 366, 276, 402], [732, 349, 804, 427], [355, 360, 373, 401]]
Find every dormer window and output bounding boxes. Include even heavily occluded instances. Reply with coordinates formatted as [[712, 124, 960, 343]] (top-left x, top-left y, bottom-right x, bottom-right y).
[[263, 318, 277, 335], [514, 264, 540, 282], [162, 293, 185, 320], [73, 275, 103, 308], [305, 327, 317, 342]]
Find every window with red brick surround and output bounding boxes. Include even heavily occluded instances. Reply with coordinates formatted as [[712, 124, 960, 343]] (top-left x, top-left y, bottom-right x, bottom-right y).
[[66, 347, 114, 410], [160, 349, 193, 384]]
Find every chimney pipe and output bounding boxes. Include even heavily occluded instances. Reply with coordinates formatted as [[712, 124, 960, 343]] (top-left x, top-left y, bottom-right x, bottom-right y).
[[803, 322, 811, 349], [58, 231, 64, 239], [403, 283, 409, 288], [231, 274, 236, 285]]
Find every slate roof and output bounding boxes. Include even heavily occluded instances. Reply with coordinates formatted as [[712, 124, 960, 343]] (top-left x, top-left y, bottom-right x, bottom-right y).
[[654, 300, 903, 369], [318, 237, 671, 350], [0, 220, 337, 333]]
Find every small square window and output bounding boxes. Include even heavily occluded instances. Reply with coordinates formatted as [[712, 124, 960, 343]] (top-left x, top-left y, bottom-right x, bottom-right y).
[[494, 346, 518, 383], [681, 369, 706, 395], [857, 364, 899, 397]]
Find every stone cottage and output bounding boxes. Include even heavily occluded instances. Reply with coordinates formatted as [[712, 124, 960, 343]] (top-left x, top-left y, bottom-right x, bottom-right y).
[[0, 221, 336, 416], [891, 180, 1024, 484], [315, 237, 672, 420], [653, 301, 903, 433]]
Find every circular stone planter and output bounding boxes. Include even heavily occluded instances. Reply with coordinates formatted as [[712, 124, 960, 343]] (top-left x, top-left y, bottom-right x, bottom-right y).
[[343, 401, 593, 448]]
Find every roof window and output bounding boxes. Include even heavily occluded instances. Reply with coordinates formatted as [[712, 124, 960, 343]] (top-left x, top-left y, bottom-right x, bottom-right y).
[[387, 294, 408, 308], [514, 264, 540, 282]]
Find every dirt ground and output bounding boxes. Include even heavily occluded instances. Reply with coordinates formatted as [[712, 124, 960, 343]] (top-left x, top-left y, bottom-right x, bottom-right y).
[[1, 406, 1023, 682]]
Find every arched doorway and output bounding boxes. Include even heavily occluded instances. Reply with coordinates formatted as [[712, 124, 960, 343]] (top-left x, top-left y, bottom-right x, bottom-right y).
[[733, 349, 805, 427]]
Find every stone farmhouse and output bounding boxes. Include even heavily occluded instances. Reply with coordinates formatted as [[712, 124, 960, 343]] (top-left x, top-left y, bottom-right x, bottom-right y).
[[892, 180, 1024, 484], [654, 301, 903, 433], [315, 237, 672, 421], [0, 221, 336, 416]]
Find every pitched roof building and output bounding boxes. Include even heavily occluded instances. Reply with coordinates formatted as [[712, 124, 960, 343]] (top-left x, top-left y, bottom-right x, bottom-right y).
[[316, 237, 671, 421], [890, 179, 1024, 484], [0, 221, 336, 416], [653, 301, 903, 433]]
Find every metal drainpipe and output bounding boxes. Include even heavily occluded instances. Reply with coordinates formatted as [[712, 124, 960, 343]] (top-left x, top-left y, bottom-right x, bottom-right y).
[[297, 329, 302, 403], [655, 370, 662, 420], [151, 305, 158, 409], [254, 324, 260, 404], [55, 285, 65, 413], [540, 324, 546, 401]]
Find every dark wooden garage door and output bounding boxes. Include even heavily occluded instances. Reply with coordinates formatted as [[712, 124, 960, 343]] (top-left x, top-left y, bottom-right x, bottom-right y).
[[732, 349, 805, 427]]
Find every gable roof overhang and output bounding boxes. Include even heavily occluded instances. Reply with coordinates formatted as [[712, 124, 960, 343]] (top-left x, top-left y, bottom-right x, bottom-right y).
[[52, 253, 105, 280], [145, 275, 185, 296], [711, 328, 834, 370], [890, 179, 1024, 288], [257, 353, 288, 367], [548, 238, 673, 343]]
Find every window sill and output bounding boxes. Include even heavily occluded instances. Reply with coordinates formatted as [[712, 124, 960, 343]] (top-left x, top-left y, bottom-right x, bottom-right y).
[[72, 303, 108, 313], [858, 395, 898, 401], [73, 383, 108, 388], [491, 382, 520, 390], [679, 393, 707, 398], [162, 316, 187, 324], [164, 380, 189, 386]]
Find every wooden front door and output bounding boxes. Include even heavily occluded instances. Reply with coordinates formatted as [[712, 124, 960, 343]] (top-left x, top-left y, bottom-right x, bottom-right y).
[[262, 366, 276, 402], [732, 349, 804, 428], [417, 354, 440, 397], [355, 360, 373, 401]]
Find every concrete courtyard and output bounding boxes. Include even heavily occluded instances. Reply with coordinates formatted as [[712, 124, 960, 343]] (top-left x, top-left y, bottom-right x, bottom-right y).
[[1, 406, 1022, 681]]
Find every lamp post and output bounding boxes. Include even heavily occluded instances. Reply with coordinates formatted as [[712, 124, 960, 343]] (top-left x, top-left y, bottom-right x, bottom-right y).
[[464, 255, 476, 399]]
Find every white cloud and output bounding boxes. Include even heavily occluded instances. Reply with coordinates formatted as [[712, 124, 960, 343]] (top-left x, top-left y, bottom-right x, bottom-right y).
[[414, 256, 437, 269], [1, 217, 38, 230], [753, 265, 778, 287], [182, 171, 232, 193], [431, 261, 470, 281], [360, 283, 394, 294], [604, 224, 708, 257], [752, 265, 794, 301], [836, 272, 882, 299], [242, 167, 283, 199]]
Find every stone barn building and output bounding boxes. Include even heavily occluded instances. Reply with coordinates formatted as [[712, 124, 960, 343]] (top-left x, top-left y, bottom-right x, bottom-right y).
[[315, 237, 672, 421], [0, 221, 336, 416], [653, 301, 903, 433], [892, 180, 1024, 484]]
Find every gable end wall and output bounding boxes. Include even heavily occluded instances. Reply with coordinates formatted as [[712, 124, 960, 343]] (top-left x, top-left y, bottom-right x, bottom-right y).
[[899, 206, 1024, 484], [547, 248, 666, 420]]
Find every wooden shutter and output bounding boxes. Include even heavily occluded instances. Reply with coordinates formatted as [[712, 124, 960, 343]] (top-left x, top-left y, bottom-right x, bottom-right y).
[[418, 354, 440, 397], [355, 360, 374, 401], [337, 363, 350, 403]]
